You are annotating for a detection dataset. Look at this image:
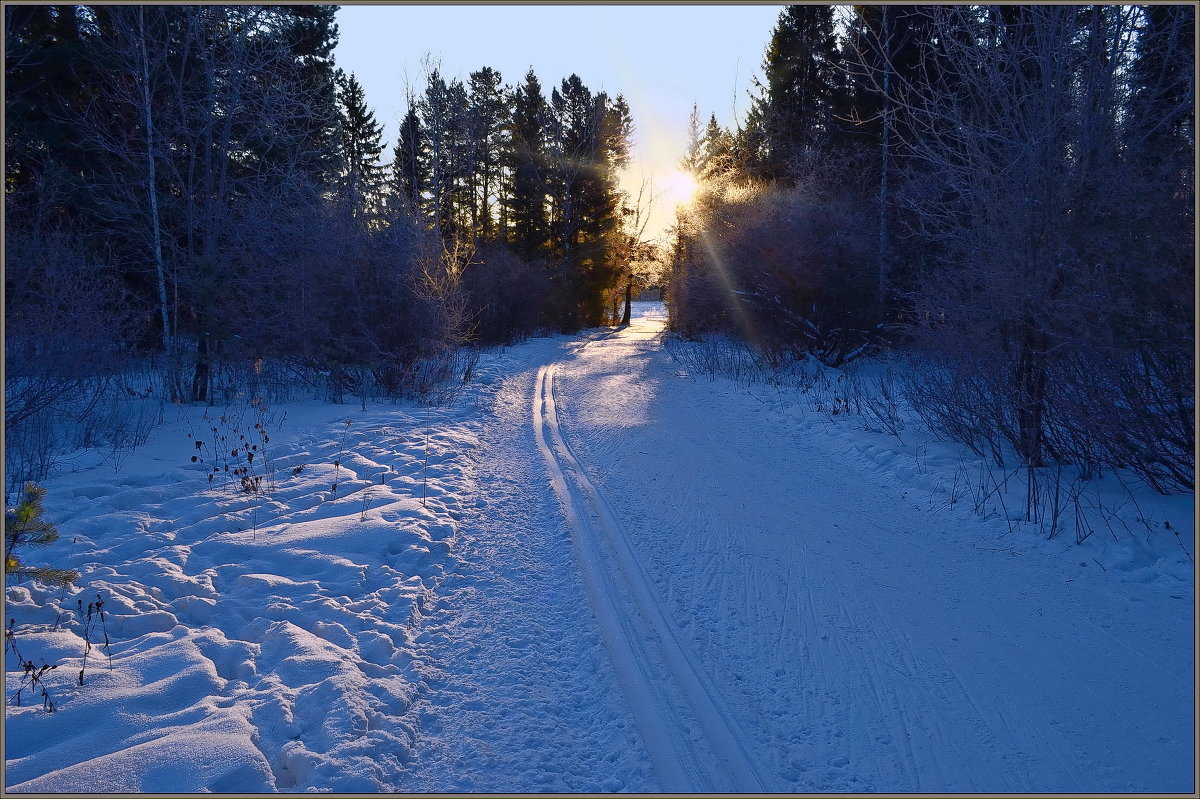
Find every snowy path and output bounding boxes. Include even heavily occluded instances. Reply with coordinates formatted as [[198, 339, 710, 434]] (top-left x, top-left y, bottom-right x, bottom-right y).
[[395, 338, 655, 792], [544, 304, 1193, 793], [5, 303, 1193, 793], [535, 351, 768, 792]]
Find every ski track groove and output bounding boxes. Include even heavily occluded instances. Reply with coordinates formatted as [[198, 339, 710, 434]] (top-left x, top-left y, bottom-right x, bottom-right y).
[[533, 352, 770, 793]]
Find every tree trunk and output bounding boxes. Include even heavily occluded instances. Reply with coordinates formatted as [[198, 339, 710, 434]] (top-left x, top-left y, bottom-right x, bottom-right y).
[[1014, 320, 1047, 468], [190, 335, 211, 404], [139, 7, 171, 350], [878, 5, 890, 303], [620, 281, 632, 326]]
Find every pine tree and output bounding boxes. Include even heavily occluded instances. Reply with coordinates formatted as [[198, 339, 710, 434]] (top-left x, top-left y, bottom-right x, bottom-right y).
[[336, 72, 387, 222], [4, 484, 78, 587], [505, 69, 551, 261], [744, 5, 842, 180], [391, 105, 427, 216]]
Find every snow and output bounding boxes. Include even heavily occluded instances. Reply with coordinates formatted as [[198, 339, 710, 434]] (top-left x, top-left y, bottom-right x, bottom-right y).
[[5, 302, 1194, 793]]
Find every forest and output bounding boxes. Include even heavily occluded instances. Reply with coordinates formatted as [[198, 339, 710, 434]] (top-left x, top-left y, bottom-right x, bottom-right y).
[[6, 4, 637, 493], [5, 5, 1194, 498], [669, 5, 1193, 495], [2, 6, 1194, 793]]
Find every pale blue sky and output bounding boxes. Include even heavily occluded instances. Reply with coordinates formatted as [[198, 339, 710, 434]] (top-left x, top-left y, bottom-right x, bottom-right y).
[[333, 3, 787, 239]]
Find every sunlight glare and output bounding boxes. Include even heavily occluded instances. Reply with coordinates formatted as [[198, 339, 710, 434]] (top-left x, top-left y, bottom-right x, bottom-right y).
[[663, 168, 699, 208]]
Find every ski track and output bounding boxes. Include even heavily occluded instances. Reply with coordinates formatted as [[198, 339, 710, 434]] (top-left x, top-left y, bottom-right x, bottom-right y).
[[534, 352, 769, 792], [398, 347, 654, 793]]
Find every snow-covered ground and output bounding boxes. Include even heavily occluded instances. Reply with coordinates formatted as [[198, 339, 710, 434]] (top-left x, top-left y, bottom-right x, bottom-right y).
[[5, 302, 1194, 793]]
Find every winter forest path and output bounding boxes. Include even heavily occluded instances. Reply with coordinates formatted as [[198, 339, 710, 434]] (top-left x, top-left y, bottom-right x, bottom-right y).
[[486, 302, 1192, 793], [7, 307, 1188, 794], [533, 323, 769, 792]]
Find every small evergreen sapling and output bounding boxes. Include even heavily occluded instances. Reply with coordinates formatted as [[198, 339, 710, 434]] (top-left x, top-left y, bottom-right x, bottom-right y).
[[4, 483, 79, 587]]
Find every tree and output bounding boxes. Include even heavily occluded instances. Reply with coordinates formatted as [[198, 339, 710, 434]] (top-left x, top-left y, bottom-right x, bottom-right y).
[[1127, 5, 1194, 172], [4, 5, 103, 231], [263, 4, 341, 192], [680, 102, 702, 173], [4, 484, 79, 587], [505, 68, 551, 262], [595, 94, 635, 323], [874, 5, 1192, 486], [390, 104, 427, 216], [698, 113, 734, 180], [467, 66, 507, 243], [336, 71, 387, 222], [546, 77, 633, 326], [836, 6, 944, 301], [743, 4, 842, 181], [548, 74, 595, 263], [67, 5, 339, 399], [417, 65, 471, 240]]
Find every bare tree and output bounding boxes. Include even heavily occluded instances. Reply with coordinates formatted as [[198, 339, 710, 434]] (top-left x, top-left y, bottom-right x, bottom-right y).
[[615, 177, 662, 326], [4, 231, 134, 490], [859, 6, 1192, 490]]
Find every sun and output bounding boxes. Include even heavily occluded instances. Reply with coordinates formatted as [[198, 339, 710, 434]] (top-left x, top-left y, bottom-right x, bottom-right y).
[[662, 168, 699, 208]]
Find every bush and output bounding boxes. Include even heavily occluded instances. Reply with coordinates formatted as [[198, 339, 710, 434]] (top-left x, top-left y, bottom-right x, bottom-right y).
[[669, 174, 883, 367], [461, 244, 550, 346]]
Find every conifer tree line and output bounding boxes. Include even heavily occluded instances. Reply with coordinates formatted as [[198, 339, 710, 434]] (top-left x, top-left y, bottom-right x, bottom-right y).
[[357, 64, 636, 333], [5, 5, 635, 489], [670, 5, 1193, 492]]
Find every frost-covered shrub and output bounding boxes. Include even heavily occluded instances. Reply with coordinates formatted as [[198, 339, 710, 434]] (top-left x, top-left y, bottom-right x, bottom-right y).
[[460, 244, 550, 346], [669, 176, 882, 367]]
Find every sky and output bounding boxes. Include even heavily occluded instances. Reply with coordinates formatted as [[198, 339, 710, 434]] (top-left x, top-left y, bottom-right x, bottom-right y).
[[333, 4, 788, 241]]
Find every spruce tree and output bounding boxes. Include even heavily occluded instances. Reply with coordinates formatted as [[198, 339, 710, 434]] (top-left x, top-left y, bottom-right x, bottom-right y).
[[467, 67, 508, 243], [505, 69, 551, 261], [391, 106, 427, 216], [336, 72, 387, 221], [699, 113, 734, 180], [279, 3, 341, 190], [745, 4, 841, 180], [547, 78, 632, 326], [548, 74, 597, 263], [680, 103, 702, 173], [418, 69, 471, 239], [443, 78, 473, 240]]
